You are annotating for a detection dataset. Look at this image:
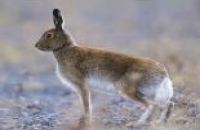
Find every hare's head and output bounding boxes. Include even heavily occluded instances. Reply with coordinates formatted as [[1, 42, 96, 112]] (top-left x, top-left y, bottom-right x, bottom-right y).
[[35, 9, 75, 51]]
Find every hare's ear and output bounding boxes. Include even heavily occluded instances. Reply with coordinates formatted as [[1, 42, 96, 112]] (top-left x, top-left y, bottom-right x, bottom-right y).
[[53, 9, 63, 31]]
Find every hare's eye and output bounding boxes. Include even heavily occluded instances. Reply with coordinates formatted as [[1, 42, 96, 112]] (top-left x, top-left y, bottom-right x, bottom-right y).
[[45, 33, 53, 39]]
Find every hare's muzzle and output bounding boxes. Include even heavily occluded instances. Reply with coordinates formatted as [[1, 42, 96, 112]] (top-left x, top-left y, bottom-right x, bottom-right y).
[[35, 42, 43, 50], [35, 43, 39, 48], [35, 41, 51, 51]]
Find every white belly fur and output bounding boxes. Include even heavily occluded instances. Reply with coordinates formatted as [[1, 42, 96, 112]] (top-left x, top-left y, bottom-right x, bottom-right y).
[[56, 64, 116, 92], [56, 64, 116, 91], [86, 74, 116, 92]]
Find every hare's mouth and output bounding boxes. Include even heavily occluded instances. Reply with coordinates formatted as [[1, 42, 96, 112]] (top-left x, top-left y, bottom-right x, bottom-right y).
[[35, 44, 51, 51], [37, 47, 47, 51]]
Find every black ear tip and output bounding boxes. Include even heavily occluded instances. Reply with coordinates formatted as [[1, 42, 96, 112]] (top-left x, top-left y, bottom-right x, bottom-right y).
[[53, 9, 61, 16]]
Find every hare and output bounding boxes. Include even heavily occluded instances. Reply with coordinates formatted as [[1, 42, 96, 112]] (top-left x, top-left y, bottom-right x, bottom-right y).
[[35, 9, 173, 126]]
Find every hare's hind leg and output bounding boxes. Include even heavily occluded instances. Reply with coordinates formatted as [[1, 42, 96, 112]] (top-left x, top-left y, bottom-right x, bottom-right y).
[[137, 99, 156, 124], [124, 93, 157, 126], [117, 83, 157, 126], [159, 101, 174, 123], [117, 74, 163, 126]]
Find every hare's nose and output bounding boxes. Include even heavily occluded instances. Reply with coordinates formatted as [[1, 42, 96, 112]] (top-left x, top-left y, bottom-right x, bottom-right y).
[[35, 43, 39, 48]]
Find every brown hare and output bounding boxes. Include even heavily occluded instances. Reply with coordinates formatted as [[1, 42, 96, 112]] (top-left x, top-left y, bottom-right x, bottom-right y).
[[35, 9, 173, 126]]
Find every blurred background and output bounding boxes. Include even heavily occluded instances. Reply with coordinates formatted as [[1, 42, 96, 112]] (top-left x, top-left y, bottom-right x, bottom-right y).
[[0, 0, 200, 130]]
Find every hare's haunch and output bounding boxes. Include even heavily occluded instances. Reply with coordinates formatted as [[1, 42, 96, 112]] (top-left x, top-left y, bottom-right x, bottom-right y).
[[35, 9, 173, 126]]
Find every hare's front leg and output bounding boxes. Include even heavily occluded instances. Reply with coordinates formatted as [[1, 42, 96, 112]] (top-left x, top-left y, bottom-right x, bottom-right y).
[[76, 83, 91, 125]]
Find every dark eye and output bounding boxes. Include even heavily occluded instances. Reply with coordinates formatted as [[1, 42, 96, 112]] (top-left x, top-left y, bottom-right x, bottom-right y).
[[45, 33, 53, 39]]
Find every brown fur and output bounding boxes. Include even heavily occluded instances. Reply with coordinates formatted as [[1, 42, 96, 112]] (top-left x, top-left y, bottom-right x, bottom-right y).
[[52, 44, 168, 87]]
